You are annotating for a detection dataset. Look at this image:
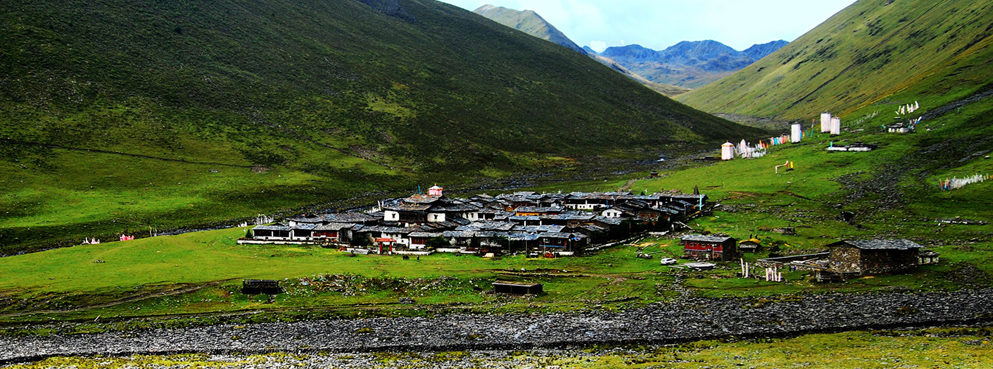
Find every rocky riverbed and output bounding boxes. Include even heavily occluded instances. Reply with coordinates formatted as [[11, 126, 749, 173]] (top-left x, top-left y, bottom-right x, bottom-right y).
[[3, 289, 992, 365]]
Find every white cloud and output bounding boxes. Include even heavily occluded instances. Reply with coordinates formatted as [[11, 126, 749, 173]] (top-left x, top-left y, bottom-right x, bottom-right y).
[[589, 40, 606, 53]]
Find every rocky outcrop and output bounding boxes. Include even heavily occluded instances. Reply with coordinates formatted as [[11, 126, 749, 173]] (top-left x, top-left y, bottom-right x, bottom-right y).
[[2, 289, 991, 363]]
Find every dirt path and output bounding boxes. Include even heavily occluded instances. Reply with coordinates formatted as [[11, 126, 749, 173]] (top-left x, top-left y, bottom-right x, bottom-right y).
[[618, 179, 638, 192]]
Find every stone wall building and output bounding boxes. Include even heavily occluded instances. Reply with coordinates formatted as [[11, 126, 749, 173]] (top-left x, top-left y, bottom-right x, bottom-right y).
[[824, 239, 923, 277]]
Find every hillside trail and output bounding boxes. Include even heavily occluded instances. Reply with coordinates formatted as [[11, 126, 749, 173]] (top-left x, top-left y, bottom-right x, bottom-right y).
[[0, 280, 229, 318], [618, 179, 638, 192]]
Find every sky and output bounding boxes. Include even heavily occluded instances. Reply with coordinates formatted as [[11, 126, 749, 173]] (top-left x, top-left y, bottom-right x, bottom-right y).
[[437, 0, 856, 52]]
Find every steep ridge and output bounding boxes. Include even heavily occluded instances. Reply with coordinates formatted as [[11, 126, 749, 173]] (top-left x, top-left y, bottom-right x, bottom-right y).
[[0, 0, 761, 253], [677, 0, 993, 120], [474, 4, 585, 54]]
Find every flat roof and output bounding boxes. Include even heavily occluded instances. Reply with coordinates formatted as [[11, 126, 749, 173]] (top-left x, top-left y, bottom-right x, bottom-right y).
[[492, 281, 542, 287]]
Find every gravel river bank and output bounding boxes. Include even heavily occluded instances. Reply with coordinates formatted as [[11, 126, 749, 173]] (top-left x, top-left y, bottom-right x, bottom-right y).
[[2, 289, 992, 364]]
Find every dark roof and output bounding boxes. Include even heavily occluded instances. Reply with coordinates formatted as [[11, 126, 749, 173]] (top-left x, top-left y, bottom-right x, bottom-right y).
[[492, 281, 542, 287], [288, 216, 323, 224], [433, 203, 481, 212], [671, 194, 708, 201], [513, 225, 566, 233], [577, 224, 607, 232], [409, 232, 444, 238], [322, 212, 380, 223], [417, 222, 460, 231], [315, 223, 357, 231], [459, 221, 516, 232], [506, 233, 540, 241], [829, 239, 923, 250], [386, 203, 431, 212], [515, 206, 563, 214], [593, 216, 623, 226], [681, 234, 734, 243], [253, 224, 292, 231], [541, 232, 585, 240], [544, 212, 596, 221], [509, 215, 541, 221], [360, 226, 413, 234], [404, 194, 443, 204], [443, 230, 476, 238]]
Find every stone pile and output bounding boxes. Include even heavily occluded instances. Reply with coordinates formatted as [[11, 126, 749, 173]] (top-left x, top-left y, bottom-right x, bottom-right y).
[[2, 289, 991, 364]]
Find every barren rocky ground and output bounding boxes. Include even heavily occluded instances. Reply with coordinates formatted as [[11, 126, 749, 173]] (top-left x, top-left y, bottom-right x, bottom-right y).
[[3, 289, 991, 366]]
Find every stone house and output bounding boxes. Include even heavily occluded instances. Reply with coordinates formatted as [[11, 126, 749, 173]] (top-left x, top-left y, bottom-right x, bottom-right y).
[[824, 239, 923, 276]]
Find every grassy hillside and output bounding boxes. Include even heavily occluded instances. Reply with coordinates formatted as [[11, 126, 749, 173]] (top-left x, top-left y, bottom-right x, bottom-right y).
[[0, 0, 762, 254], [678, 0, 993, 121]]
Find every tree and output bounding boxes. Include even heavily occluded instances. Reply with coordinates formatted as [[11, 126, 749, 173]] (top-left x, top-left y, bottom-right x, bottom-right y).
[[426, 236, 450, 249], [350, 234, 371, 247]]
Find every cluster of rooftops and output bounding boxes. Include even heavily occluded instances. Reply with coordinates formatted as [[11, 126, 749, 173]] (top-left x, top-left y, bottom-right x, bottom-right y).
[[247, 186, 710, 254]]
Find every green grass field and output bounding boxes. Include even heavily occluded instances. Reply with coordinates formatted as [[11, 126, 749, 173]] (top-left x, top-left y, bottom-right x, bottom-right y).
[[0, 228, 683, 330]]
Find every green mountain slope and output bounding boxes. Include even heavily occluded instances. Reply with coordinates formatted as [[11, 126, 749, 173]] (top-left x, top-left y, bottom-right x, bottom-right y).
[[0, 0, 761, 253], [677, 0, 993, 120]]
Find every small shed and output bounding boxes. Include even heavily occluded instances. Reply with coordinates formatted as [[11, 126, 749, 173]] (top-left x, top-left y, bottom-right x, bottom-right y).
[[739, 238, 762, 253], [492, 281, 543, 295], [242, 279, 281, 294], [919, 249, 940, 265], [887, 123, 915, 134], [824, 239, 923, 276], [681, 234, 738, 261]]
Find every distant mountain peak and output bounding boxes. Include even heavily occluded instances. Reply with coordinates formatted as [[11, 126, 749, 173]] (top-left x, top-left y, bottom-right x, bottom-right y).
[[474, 4, 584, 54], [742, 40, 789, 60], [473, 5, 779, 93], [594, 39, 788, 88]]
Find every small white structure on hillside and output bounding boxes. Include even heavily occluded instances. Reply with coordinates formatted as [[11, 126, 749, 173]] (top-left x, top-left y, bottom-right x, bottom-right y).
[[428, 185, 444, 197], [821, 112, 832, 133], [721, 142, 735, 161], [830, 117, 842, 135], [791, 123, 803, 143]]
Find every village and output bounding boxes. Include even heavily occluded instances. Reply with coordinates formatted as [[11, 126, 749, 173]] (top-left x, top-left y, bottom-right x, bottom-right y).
[[244, 183, 941, 285], [244, 185, 709, 256]]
